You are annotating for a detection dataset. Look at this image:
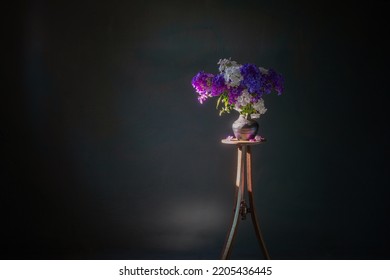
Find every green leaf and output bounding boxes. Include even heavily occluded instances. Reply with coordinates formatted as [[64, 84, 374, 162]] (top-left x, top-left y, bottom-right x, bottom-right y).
[[216, 95, 223, 109]]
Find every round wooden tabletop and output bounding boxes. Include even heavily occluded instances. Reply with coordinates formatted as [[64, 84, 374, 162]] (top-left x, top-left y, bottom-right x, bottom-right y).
[[221, 137, 266, 145]]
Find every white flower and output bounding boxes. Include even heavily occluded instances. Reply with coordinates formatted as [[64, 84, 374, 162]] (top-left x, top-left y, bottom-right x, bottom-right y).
[[224, 66, 243, 87], [217, 58, 239, 73], [253, 98, 267, 115], [217, 58, 242, 87], [235, 89, 251, 110], [259, 67, 269, 74]]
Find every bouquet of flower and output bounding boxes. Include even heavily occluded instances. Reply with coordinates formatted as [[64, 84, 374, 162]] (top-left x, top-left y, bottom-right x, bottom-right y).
[[191, 58, 284, 119]]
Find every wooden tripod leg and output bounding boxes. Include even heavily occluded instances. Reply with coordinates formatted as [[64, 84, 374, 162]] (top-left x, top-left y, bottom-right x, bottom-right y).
[[246, 145, 271, 260], [221, 145, 245, 260]]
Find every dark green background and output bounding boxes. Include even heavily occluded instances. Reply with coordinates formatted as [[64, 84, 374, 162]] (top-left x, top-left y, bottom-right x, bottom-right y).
[[3, 0, 389, 259]]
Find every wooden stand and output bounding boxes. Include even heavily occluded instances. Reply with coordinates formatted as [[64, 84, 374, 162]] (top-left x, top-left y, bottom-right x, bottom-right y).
[[220, 138, 270, 260]]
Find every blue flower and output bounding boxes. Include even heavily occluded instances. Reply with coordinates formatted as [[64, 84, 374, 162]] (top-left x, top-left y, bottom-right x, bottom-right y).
[[240, 64, 263, 95], [211, 74, 226, 97]]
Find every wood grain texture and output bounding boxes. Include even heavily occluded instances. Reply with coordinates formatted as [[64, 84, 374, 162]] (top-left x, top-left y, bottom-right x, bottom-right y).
[[221, 143, 270, 260]]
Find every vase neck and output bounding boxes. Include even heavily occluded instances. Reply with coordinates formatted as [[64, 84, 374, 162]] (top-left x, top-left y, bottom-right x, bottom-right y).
[[240, 114, 251, 120]]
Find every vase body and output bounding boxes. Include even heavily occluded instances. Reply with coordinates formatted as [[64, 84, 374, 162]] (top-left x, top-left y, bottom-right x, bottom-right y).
[[232, 115, 259, 140]]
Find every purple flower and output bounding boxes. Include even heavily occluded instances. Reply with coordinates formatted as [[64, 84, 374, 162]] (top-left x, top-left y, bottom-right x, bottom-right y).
[[191, 58, 284, 112], [250, 93, 262, 103], [255, 135, 262, 141], [191, 71, 214, 95], [191, 71, 214, 103], [240, 64, 263, 94], [197, 94, 209, 104], [274, 74, 284, 95], [228, 85, 244, 104], [266, 69, 284, 95], [211, 74, 226, 97]]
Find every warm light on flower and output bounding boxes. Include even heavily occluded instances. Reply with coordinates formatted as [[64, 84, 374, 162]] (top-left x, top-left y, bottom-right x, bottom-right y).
[[191, 58, 284, 118]]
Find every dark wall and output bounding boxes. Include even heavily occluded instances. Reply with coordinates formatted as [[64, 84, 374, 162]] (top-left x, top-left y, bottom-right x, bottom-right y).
[[3, 0, 389, 259]]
